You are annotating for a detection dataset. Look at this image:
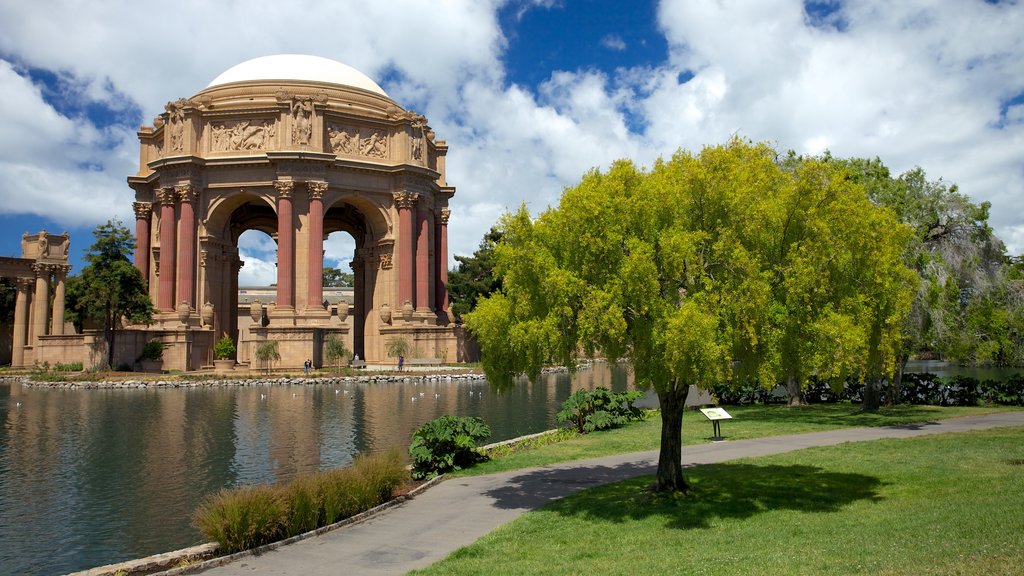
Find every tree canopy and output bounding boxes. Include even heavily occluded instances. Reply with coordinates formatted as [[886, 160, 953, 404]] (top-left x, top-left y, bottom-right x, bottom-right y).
[[467, 139, 915, 492], [323, 267, 353, 288], [447, 226, 503, 321], [65, 220, 154, 368]]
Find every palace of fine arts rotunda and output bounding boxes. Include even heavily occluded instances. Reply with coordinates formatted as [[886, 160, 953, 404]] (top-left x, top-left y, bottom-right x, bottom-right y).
[[4, 55, 464, 371]]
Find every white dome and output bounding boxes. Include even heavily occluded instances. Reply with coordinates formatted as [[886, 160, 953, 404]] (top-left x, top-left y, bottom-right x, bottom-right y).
[[207, 54, 388, 96]]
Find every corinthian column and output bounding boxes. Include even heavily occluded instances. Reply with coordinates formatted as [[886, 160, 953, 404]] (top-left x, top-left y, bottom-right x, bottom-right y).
[[133, 201, 152, 282], [157, 187, 177, 311], [51, 265, 70, 335], [31, 263, 50, 345], [394, 191, 418, 310], [415, 208, 432, 311], [12, 278, 32, 367], [176, 184, 198, 308], [307, 181, 327, 310], [275, 181, 295, 309], [436, 207, 450, 317]]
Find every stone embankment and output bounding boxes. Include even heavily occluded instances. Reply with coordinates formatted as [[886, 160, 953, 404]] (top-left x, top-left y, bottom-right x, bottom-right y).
[[5, 372, 488, 389]]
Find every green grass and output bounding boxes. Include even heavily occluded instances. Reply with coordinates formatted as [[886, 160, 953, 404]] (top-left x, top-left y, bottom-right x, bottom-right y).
[[459, 403, 1020, 477], [414, 426, 1024, 575]]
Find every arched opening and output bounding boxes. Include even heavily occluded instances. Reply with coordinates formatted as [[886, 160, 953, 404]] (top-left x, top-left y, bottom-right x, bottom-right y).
[[323, 200, 374, 360], [323, 230, 356, 358]]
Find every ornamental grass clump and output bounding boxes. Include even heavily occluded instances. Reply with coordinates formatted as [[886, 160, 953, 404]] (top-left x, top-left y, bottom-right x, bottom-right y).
[[194, 449, 407, 553]]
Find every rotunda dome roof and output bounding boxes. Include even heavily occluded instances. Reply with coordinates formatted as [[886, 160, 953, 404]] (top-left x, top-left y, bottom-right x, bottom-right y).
[[206, 54, 388, 97]]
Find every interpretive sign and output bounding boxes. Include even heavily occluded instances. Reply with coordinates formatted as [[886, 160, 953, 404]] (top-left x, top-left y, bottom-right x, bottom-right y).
[[699, 407, 732, 440]]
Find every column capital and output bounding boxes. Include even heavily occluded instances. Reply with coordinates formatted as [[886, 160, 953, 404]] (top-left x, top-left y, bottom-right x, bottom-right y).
[[274, 180, 294, 198], [15, 277, 34, 291], [133, 201, 153, 219], [31, 262, 50, 278], [439, 207, 451, 225], [156, 187, 177, 206], [393, 191, 419, 209], [175, 183, 198, 203], [307, 181, 328, 199]]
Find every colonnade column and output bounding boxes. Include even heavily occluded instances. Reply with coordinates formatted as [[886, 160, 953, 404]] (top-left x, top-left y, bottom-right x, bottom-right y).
[[176, 184, 197, 309], [307, 181, 327, 310], [274, 181, 295, 309], [435, 207, 450, 317], [31, 263, 49, 346], [11, 278, 32, 367], [157, 187, 177, 311], [415, 208, 431, 311], [51, 265, 69, 335], [394, 192, 418, 309], [351, 253, 366, 359], [133, 201, 152, 283]]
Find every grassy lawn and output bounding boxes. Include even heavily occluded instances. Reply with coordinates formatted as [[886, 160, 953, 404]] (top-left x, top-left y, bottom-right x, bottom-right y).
[[414, 426, 1024, 575], [461, 403, 1020, 476]]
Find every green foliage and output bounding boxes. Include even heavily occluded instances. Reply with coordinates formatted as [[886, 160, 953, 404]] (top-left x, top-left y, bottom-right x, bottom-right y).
[[194, 450, 406, 553], [323, 335, 351, 370], [323, 267, 353, 288], [556, 387, 645, 433], [384, 336, 412, 359], [213, 334, 236, 360], [447, 226, 503, 321], [467, 138, 916, 490], [409, 416, 492, 480], [0, 278, 14, 323], [64, 220, 155, 368], [140, 339, 164, 361], [254, 340, 280, 374]]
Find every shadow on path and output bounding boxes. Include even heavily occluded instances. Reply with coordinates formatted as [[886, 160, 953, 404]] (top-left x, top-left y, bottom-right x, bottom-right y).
[[488, 462, 883, 530]]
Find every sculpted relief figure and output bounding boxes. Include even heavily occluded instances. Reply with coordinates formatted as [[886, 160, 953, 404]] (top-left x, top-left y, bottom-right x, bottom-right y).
[[361, 131, 388, 159], [291, 97, 314, 145], [328, 125, 358, 155], [166, 99, 187, 152], [327, 123, 388, 159], [410, 114, 427, 162], [210, 119, 276, 151]]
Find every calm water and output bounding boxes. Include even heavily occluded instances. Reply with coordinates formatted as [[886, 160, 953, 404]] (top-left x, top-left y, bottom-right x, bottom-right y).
[[0, 365, 634, 575], [903, 360, 1023, 381]]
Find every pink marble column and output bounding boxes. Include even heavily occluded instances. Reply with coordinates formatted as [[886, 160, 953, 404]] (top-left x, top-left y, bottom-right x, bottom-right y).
[[133, 201, 152, 283], [415, 209, 432, 310], [31, 263, 49, 345], [51, 265, 69, 335], [307, 182, 327, 309], [157, 187, 177, 311], [435, 207, 450, 315], [176, 184, 197, 308], [12, 278, 32, 367], [275, 181, 295, 309], [394, 192, 418, 309]]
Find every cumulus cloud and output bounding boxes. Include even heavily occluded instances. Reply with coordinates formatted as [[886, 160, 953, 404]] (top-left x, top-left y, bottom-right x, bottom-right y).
[[0, 0, 1022, 265]]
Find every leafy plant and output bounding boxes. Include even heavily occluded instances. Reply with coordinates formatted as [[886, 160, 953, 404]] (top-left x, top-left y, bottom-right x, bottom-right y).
[[214, 334, 236, 360], [409, 416, 492, 479], [385, 336, 413, 359], [254, 340, 280, 374], [556, 387, 646, 433], [140, 340, 164, 361], [323, 335, 351, 370]]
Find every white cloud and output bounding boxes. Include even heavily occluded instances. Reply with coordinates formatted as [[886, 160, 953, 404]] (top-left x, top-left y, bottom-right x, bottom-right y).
[[601, 34, 627, 51], [0, 0, 1022, 266]]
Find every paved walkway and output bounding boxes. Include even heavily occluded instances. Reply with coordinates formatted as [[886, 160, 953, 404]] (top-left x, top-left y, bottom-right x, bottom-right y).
[[193, 411, 1024, 576]]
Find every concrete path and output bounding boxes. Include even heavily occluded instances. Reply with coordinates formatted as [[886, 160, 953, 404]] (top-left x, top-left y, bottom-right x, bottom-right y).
[[193, 411, 1024, 576]]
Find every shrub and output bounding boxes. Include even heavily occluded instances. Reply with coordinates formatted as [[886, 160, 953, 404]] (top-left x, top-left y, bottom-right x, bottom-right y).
[[53, 362, 83, 372], [254, 340, 280, 374], [556, 387, 646, 433], [980, 375, 1024, 406], [409, 416, 491, 479], [193, 485, 286, 553], [213, 334, 236, 360], [140, 340, 164, 361], [385, 336, 412, 359], [323, 335, 351, 370]]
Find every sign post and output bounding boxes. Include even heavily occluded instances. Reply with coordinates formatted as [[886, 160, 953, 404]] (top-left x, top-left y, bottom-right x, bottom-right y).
[[699, 407, 733, 441]]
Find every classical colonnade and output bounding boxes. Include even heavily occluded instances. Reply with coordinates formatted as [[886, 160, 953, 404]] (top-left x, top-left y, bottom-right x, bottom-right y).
[[2, 232, 71, 368]]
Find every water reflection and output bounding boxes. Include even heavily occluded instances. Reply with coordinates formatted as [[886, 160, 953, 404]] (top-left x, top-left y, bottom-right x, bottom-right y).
[[0, 364, 634, 575]]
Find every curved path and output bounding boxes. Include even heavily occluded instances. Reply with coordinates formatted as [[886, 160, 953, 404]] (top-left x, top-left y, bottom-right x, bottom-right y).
[[190, 411, 1024, 576]]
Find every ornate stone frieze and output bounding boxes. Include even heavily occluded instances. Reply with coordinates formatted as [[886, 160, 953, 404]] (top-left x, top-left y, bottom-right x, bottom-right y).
[[210, 119, 276, 151], [326, 122, 389, 159]]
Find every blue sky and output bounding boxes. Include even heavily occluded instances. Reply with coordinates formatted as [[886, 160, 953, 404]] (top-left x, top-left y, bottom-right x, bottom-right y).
[[1, 0, 1022, 285]]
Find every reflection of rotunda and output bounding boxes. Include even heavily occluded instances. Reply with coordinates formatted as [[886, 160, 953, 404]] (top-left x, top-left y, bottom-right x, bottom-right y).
[[128, 55, 458, 368]]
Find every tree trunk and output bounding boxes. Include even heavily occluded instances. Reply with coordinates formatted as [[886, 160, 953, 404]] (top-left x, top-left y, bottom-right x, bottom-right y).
[[863, 377, 882, 411], [786, 373, 803, 406], [886, 355, 907, 406], [652, 381, 690, 493], [105, 307, 115, 369]]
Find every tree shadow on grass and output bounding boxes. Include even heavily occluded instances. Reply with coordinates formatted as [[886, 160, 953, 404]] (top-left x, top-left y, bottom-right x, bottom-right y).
[[485, 461, 883, 530]]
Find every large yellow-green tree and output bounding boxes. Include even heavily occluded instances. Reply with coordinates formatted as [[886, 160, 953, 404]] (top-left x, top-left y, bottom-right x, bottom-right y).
[[467, 139, 915, 492]]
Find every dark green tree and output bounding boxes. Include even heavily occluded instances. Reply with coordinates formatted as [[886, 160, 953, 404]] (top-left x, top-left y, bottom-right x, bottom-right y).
[[0, 278, 15, 324], [322, 267, 353, 287], [65, 220, 154, 368], [447, 226, 503, 321]]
